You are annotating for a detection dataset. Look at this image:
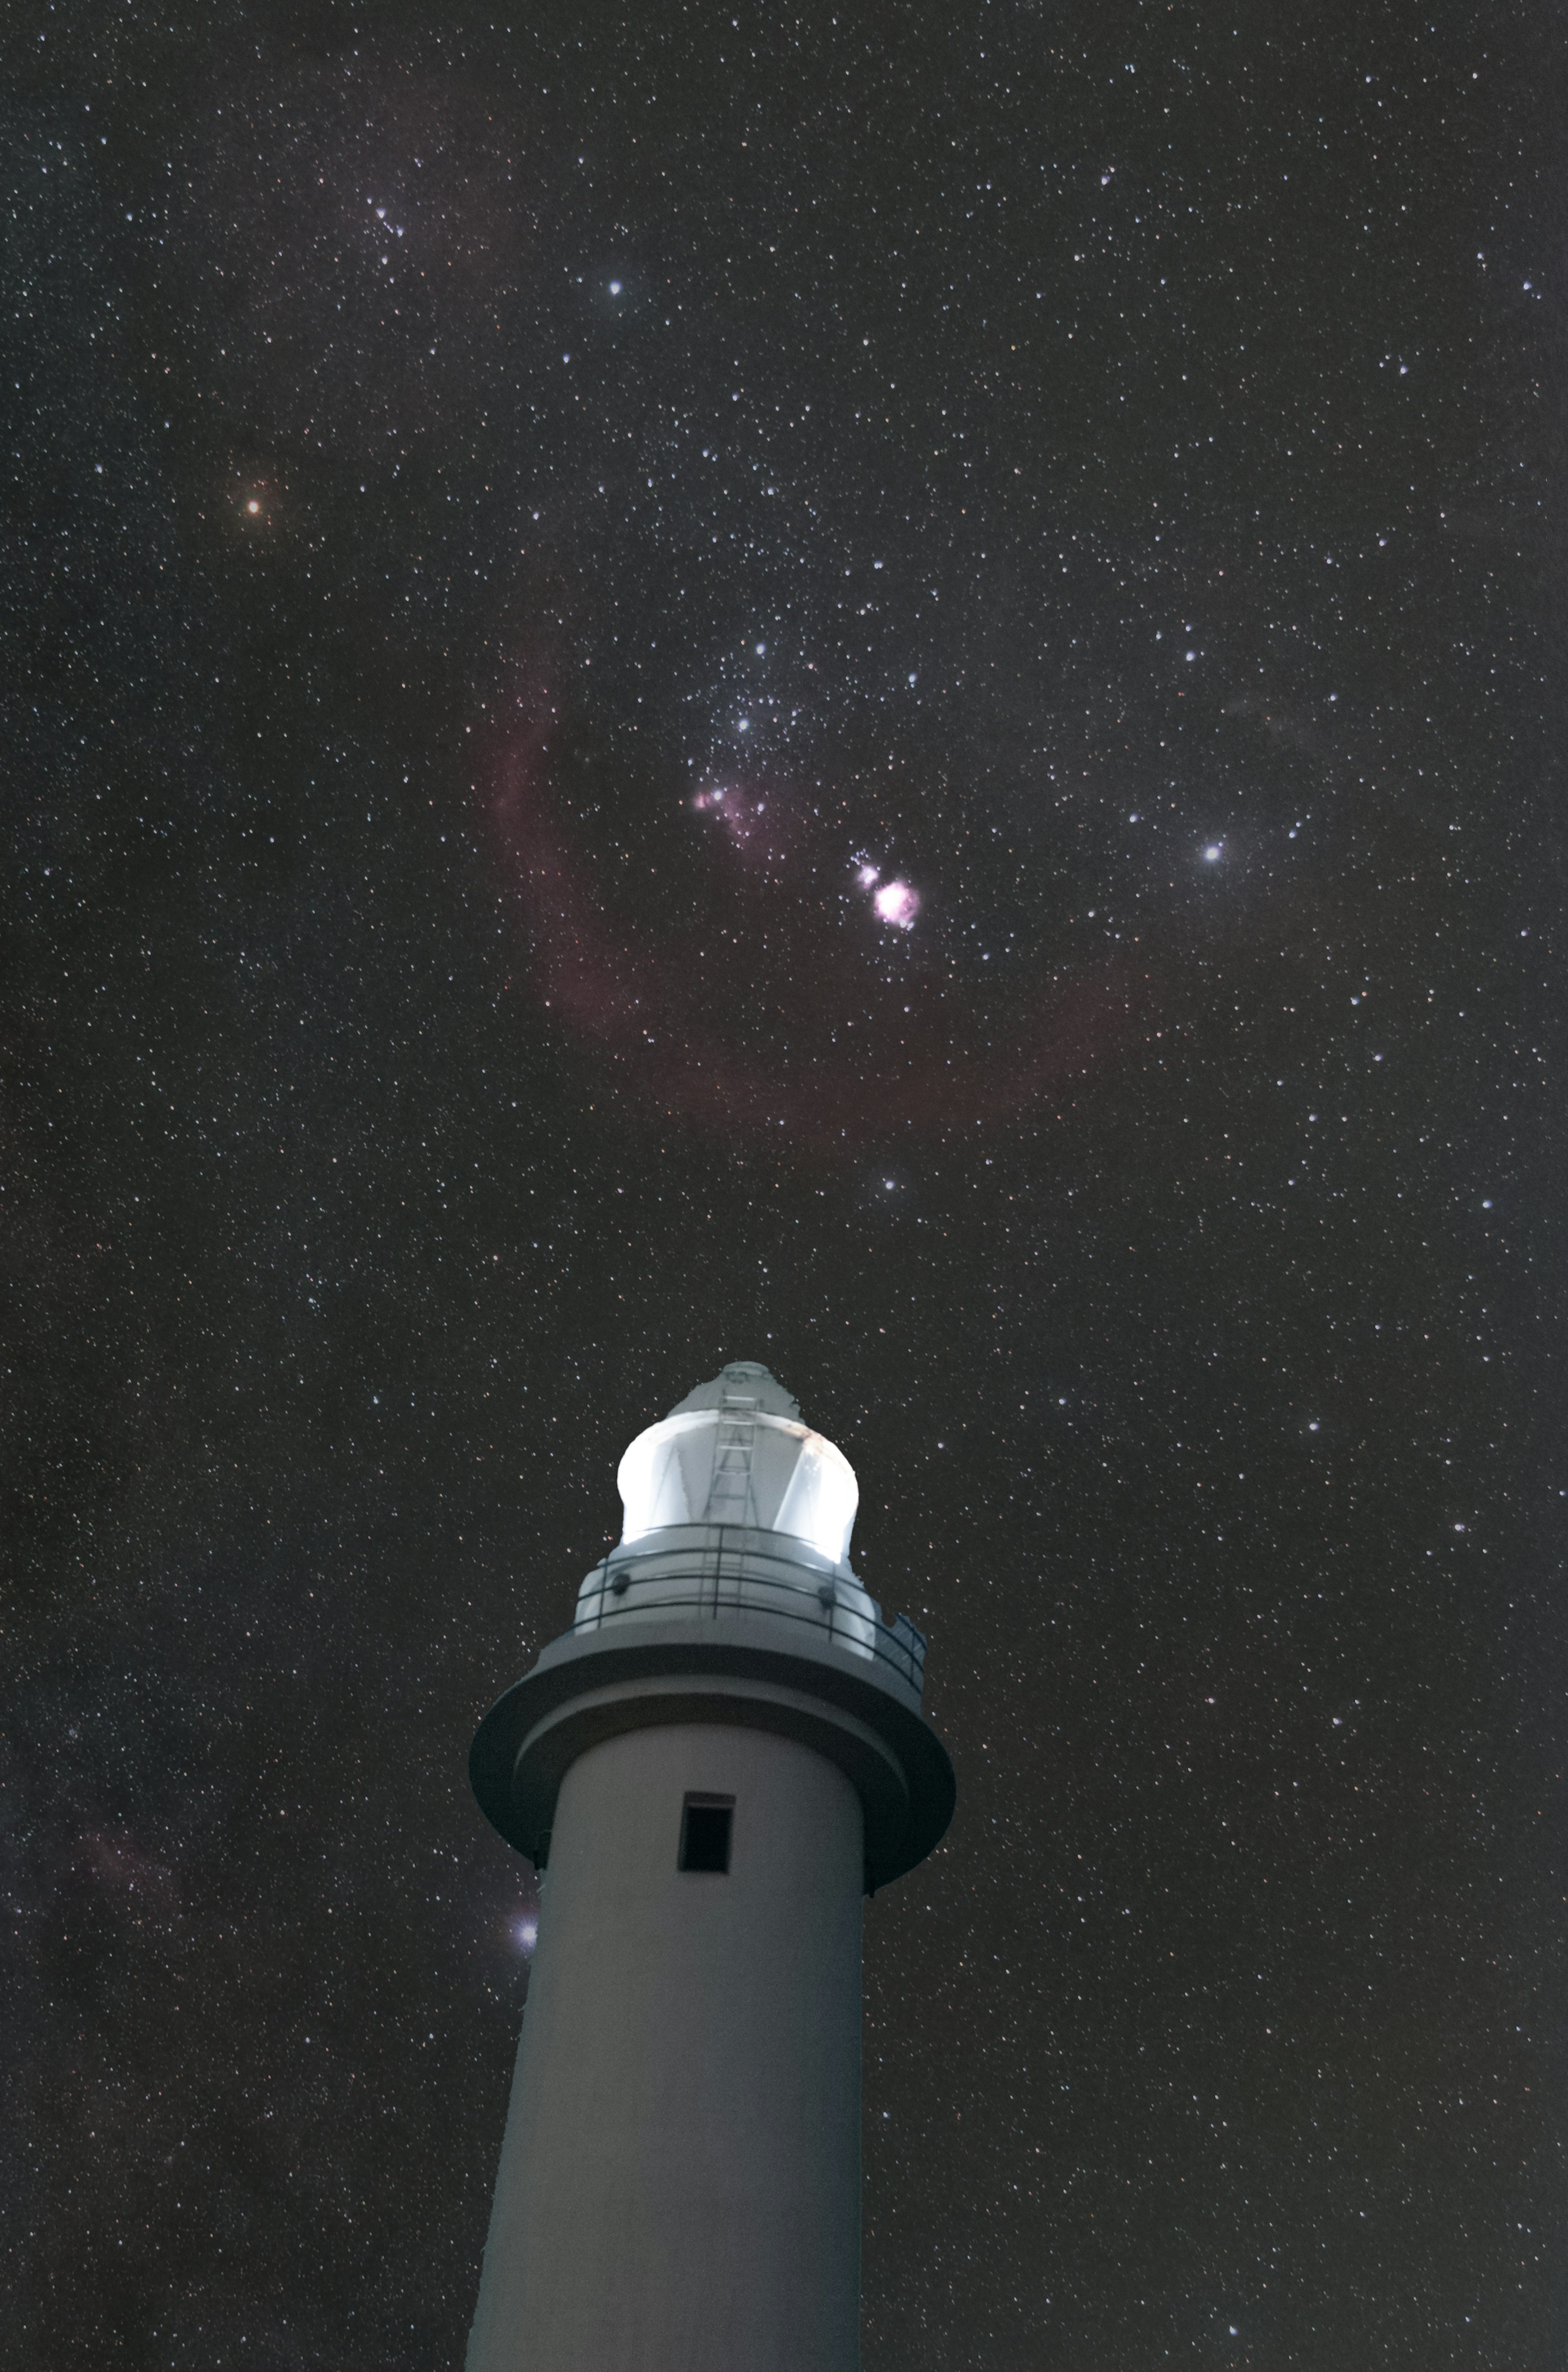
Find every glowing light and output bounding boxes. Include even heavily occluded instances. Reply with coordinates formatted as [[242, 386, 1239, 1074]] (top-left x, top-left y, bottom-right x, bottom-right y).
[[857, 862, 879, 887], [737, 717, 750, 732], [873, 879, 918, 928], [1203, 844, 1222, 862], [617, 1397, 858, 1564], [609, 280, 621, 294], [247, 499, 260, 514], [514, 1916, 538, 1953]]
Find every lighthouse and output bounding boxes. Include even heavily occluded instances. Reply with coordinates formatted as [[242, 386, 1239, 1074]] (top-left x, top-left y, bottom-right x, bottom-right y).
[[465, 1361, 955, 2372]]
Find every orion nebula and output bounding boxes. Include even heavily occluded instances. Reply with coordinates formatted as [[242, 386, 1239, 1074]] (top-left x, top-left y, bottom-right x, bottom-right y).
[[872, 878, 920, 929]]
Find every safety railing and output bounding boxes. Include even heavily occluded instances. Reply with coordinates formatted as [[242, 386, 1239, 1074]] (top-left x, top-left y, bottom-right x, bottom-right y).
[[572, 1533, 927, 1698]]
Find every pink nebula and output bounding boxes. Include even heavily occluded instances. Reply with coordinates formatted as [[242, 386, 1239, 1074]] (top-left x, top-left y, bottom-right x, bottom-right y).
[[873, 879, 918, 928], [485, 681, 1157, 1158]]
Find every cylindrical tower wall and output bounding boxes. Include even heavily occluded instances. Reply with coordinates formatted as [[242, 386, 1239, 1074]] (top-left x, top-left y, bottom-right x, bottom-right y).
[[466, 1720, 865, 2372]]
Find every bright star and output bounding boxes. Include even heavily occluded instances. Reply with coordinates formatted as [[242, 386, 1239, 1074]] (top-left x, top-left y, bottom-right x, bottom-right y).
[[1204, 844, 1222, 861], [609, 280, 621, 294]]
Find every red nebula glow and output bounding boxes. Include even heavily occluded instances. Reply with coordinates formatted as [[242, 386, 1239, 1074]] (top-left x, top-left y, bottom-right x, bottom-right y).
[[80, 1826, 180, 1911], [690, 780, 805, 880], [487, 688, 1158, 1158]]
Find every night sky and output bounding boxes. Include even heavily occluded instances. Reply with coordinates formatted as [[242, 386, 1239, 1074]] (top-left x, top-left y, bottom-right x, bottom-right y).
[[6, 2, 1566, 2365]]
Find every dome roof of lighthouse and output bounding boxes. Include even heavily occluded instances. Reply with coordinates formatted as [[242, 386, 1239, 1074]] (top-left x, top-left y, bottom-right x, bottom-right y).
[[665, 1360, 801, 1420], [616, 1361, 858, 1566]]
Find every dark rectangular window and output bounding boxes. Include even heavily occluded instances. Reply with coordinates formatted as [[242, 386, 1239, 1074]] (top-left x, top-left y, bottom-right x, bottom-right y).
[[679, 1795, 734, 1873]]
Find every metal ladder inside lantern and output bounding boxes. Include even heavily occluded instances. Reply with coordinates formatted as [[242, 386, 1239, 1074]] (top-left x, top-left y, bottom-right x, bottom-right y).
[[704, 1384, 761, 1608]]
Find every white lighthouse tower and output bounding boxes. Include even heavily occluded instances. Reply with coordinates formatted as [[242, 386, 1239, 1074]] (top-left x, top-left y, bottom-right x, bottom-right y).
[[466, 1360, 955, 2372]]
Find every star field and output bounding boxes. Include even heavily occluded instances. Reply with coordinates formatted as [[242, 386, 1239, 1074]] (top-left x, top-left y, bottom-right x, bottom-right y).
[[4, 2, 1565, 2367]]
